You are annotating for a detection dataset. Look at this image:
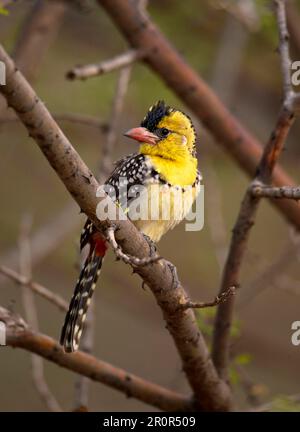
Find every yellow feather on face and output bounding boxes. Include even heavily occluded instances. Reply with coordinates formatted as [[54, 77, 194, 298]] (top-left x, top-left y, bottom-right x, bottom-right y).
[[139, 110, 198, 187]]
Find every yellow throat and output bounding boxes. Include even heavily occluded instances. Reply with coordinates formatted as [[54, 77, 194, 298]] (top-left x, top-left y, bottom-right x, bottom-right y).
[[139, 110, 198, 187]]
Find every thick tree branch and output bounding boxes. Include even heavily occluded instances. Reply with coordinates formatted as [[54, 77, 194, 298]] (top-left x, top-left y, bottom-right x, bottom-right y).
[[97, 0, 300, 231], [0, 306, 191, 412], [0, 44, 232, 411]]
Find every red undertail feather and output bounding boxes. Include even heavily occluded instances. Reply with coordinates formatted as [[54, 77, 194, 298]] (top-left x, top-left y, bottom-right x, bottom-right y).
[[60, 232, 107, 352]]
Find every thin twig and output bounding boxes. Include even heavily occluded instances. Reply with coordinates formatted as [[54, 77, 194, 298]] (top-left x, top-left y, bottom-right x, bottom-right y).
[[204, 154, 228, 271], [98, 66, 132, 182], [180, 286, 237, 310], [0, 265, 68, 312], [274, 0, 293, 104], [237, 241, 299, 310], [251, 182, 300, 199], [66, 50, 142, 80], [0, 202, 79, 287], [19, 215, 62, 412], [0, 306, 192, 412]]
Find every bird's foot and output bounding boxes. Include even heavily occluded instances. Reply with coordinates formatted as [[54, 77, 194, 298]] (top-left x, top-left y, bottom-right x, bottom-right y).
[[142, 233, 157, 257], [164, 260, 180, 289]]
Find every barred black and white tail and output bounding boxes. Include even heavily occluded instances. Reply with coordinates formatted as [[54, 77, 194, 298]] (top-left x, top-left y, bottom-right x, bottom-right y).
[[60, 248, 103, 353]]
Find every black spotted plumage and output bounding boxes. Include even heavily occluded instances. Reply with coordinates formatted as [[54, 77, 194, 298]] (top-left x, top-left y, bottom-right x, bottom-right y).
[[60, 249, 103, 352], [104, 153, 162, 209], [79, 153, 164, 254]]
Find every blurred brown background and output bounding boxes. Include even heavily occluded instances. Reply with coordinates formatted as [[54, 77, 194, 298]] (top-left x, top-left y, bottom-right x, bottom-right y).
[[0, 0, 300, 411]]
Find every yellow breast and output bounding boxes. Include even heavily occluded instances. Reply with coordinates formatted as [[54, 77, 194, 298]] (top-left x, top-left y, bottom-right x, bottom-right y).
[[148, 155, 197, 187], [129, 181, 200, 242]]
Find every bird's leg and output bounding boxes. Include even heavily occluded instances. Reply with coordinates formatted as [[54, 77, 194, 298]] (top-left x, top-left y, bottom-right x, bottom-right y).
[[142, 233, 157, 257], [141, 235, 179, 288], [164, 260, 180, 289]]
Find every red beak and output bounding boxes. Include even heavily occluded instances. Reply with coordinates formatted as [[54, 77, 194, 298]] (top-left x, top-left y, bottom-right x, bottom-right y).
[[124, 127, 159, 145]]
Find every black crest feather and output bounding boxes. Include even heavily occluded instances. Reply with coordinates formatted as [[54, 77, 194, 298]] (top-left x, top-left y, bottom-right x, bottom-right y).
[[141, 100, 172, 132]]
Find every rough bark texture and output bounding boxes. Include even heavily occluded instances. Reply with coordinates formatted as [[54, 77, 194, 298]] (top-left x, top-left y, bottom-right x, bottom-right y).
[[0, 44, 232, 412]]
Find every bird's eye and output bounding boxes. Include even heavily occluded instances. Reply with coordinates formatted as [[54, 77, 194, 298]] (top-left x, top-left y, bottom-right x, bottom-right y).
[[160, 128, 169, 137]]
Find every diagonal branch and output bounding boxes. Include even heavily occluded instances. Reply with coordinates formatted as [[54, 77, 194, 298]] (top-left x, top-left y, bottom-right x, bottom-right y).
[[66, 50, 142, 81], [0, 44, 232, 411], [0, 306, 192, 412], [0, 265, 68, 312], [0, 202, 79, 289]]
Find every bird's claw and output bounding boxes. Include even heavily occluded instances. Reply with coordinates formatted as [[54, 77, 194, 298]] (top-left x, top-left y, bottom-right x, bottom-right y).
[[164, 260, 180, 289], [142, 233, 157, 257]]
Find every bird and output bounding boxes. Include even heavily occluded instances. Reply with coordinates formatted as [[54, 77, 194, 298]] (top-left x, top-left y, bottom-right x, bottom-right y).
[[60, 100, 202, 353]]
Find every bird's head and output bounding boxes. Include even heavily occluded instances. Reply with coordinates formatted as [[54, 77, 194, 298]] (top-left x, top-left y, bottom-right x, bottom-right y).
[[124, 100, 197, 162]]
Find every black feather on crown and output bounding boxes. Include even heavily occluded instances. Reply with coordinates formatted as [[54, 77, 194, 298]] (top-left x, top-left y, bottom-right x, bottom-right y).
[[140, 100, 173, 132]]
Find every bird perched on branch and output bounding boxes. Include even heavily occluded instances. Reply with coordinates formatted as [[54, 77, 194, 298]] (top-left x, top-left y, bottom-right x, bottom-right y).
[[60, 100, 202, 352]]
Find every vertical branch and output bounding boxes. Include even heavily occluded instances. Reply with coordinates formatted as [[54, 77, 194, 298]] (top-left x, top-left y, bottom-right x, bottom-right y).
[[274, 0, 293, 103], [204, 155, 228, 271], [211, 0, 297, 381], [19, 215, 62, 413], [98, 65, 132, 182]]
